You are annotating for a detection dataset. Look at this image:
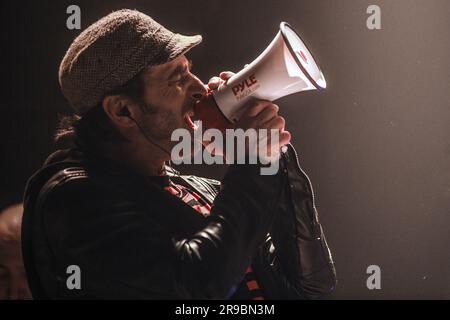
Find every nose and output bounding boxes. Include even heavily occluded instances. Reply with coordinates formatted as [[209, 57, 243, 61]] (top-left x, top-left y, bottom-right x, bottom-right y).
[[188, 74, 208, 100]]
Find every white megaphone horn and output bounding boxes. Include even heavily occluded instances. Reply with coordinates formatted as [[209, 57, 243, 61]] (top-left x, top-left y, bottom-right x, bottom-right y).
[[194, 22, 326, 130]]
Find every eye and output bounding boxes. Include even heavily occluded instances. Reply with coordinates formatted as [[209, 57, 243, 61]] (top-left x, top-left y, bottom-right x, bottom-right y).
[[171, 74, 188, 86], [179, 75, 188, 84]]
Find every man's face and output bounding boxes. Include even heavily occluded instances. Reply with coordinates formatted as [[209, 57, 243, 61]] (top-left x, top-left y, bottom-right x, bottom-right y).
[[0, 204, 32, 300], [133, 55, 206, 151]]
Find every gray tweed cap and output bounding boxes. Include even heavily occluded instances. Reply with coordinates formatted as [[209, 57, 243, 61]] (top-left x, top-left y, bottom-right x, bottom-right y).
[[59, 9, 202, 115]]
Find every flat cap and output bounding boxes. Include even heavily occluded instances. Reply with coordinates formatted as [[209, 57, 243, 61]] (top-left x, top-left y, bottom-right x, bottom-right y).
[[59, 9, 202, 115]]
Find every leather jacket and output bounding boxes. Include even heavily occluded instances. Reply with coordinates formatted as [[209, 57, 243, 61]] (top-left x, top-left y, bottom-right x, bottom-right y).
[[22, 143, 336, 299]]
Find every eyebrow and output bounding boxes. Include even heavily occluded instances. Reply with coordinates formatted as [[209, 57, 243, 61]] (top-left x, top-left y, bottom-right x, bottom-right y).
[[167, 59, 193, 81]]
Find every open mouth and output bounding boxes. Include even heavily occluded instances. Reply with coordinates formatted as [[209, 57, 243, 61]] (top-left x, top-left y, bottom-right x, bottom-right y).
[[184, 110, 198, 130]]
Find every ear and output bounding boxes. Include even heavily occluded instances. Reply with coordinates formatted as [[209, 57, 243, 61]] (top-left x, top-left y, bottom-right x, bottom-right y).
[[102, 95, 135, 128]]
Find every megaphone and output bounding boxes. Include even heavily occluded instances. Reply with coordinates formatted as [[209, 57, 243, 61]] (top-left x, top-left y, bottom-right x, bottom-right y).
[[194, 22, 326, 130]]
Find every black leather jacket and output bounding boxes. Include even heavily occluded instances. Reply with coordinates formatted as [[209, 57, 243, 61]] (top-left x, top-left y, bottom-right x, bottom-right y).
[[22, 144, 336, 299]]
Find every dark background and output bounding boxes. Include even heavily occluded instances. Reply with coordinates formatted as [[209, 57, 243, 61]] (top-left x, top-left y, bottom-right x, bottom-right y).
[[2, 0, 449, 299]]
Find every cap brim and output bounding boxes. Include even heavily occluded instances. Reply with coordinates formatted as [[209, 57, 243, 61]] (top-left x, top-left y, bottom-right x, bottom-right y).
[[167, 34, 202, 61]]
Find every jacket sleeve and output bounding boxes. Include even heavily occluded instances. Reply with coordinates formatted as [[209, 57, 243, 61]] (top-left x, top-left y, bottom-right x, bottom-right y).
[[37, 163, 286, 299], [266, 144, 337, 299]]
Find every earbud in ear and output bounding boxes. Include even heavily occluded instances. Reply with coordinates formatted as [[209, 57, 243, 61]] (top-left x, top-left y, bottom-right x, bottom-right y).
[[119, 107, 131, 117]]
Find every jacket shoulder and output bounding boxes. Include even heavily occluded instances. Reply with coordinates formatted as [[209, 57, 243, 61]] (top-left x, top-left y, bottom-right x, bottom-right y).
[[38, 165, 92, 203], [30, 163, 125, 220]]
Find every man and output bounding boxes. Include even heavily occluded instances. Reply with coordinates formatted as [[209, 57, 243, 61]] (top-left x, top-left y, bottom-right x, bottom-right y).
[[0, 203, 32, 299], [22, 9, 336, 299]]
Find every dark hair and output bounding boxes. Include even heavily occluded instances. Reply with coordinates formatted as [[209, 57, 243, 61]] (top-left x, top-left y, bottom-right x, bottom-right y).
[[55, 69, 146, 151]]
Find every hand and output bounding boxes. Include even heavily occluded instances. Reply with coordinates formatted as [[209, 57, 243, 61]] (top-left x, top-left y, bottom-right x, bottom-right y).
[[208, 70, 290, 143], [205, 71, 291, 162], [207, 71, 235, 91], [233, 100, 291, 162]]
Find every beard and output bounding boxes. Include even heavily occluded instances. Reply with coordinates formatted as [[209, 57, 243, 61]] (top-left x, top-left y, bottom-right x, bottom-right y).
[[140, 100, 193, 150]]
